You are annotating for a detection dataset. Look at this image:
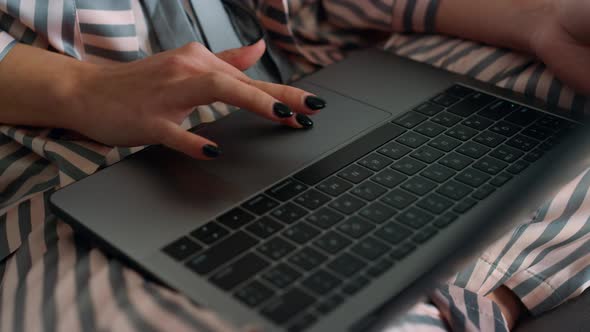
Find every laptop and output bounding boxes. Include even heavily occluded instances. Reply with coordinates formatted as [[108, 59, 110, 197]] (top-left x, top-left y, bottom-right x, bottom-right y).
[[49, 47, 590, 331], [48, 3, 590, 330]]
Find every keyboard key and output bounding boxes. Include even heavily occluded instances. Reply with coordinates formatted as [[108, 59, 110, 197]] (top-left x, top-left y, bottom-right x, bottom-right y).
[[302, 269, 342, 295], [401, 176, 437, 196], [448, 93, 495, 117], [366, 258, 395, 278], [295, 123, 406, 185], [337, 216, 376, 239], [446, 85, 474, 98], [396, 132, 429, 148], [417, 193, 453, 214], [342, 275, 370, 295], [524, 149, 544, 162], [414, 121, 446, 138], [504, 107, 541, 126], [455, 168, 491, 187], [263, 264, 301, 289], [478, 100, 517, 120], [474, 131, 506, 148], [329, 194, 366, 214], [389, 243, 415, 261], [283, 222, 321, 244], [271, 203, 308, 224], [432, 93, 460, 107], [392, 157, 427, 175], [490, 145, 523, 163], [421, 164, 456, 183], [507, 135, 539, 151], [235, 281, 274, 307], [438, 152, 474, 171], [412, 226, 438, 244], [243, 194, 280, 215], [507, 160, 530, 174], [472, 184, 496, 200], [371, 169, 407, 188], [359, 202, 396, 224], [351, 237, 389, 260], [374, 222, 412, 245], [415, 102, 444, 116], [411, 146, 444, 163], [490, 173, 513, 187], [397, 207, 434, 229], [446, 124, 478, 141], [218, 208, 255, 229], [358, 153, 393, 171], [429, 135, 462, 152], [315, 294, 345, 315], [266, 178, 308, 202], [186, 232, 258, 274], [393, 111, 428, 129], [522, 125, 552, 141], [327, 252, 367, 277], [381, 189, 417, 209], [473, 156, 508, 175], [258, 237, 296, 260], [433, 213, 459, 228], [462, 115, 493, 131], [288, 313, 317, 332], [307, 207, 344, 229], [261, 288, 315, 324], [437, 181, 473, 201], [337, 164, 373, 184], [314, 231, 352, 254], [288, 247, 327, 271], [295, 189, 331, 210], [453, 198, 478, 214], [378, 142, 411, 160], [317, 176, 353, 196], [246, 216, 284, 239], [432, 112, 462, 127], [210, 253, 269, 291], [456, 141, 490, 159], [490, 121, 522, 137], [351, 182, 387, 201], [163, 237, 202, 261], [191, 222, 229, 245]]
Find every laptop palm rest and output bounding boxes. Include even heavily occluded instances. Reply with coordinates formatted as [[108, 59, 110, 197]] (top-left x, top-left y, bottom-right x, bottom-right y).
[[50, 82, 390, 259]]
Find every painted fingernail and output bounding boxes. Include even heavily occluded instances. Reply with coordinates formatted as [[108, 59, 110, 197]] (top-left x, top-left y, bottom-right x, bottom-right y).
[[305, 96, 326, 111], [273, 102, 294, 118], [202, 144, 222, 158], [296, 114, 314, 129]]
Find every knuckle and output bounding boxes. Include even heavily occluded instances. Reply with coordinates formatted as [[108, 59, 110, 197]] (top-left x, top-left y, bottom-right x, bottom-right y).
[[205, 72, 229, 91], [164, 54, 190, 72], [184, 42, 208, 55]]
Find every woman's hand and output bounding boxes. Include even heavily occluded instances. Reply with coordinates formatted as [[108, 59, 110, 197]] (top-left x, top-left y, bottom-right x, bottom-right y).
[[66, 40, 325, 159], [530, 0, 590, 95]]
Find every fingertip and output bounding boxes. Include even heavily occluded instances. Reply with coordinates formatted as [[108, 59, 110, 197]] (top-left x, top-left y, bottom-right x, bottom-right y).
[[304, 95, 326, 112]]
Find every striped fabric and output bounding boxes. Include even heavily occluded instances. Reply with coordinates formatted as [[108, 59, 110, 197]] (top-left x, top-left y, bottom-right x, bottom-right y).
[[0, 1, 588, 331]]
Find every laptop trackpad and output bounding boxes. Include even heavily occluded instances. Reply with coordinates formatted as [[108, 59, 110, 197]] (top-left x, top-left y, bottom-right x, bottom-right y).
[[187, 82, 390, 200]]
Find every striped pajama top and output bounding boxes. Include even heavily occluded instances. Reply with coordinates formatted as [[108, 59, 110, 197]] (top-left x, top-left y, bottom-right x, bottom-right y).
[[0, 1, 589, 331]]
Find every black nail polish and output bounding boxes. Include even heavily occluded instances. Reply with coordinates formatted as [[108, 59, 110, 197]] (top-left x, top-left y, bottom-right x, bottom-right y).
[[273, 103, 294, 118], [202, 144, 221, 158], [296, 114, 314, 129], [305, 96, 326, 111]]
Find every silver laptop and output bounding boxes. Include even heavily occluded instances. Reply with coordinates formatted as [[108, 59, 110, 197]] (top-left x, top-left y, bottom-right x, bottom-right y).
[[50, 48, 590, 331]]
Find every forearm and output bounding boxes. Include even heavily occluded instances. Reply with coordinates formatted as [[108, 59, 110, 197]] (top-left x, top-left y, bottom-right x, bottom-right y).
[[0, 43, 87, 129], [435, 0, 553, 53]]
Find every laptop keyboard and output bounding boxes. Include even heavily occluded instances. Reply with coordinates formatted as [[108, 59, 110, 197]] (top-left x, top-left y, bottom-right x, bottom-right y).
[[162, 85, 578, 331]]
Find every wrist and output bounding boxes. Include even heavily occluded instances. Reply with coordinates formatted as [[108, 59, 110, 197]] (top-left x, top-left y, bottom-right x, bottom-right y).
[[56, 60, 100, 132]]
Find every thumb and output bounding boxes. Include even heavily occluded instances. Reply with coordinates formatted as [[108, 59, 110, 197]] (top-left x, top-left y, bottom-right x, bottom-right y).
[[216, 39, 266, 71]]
